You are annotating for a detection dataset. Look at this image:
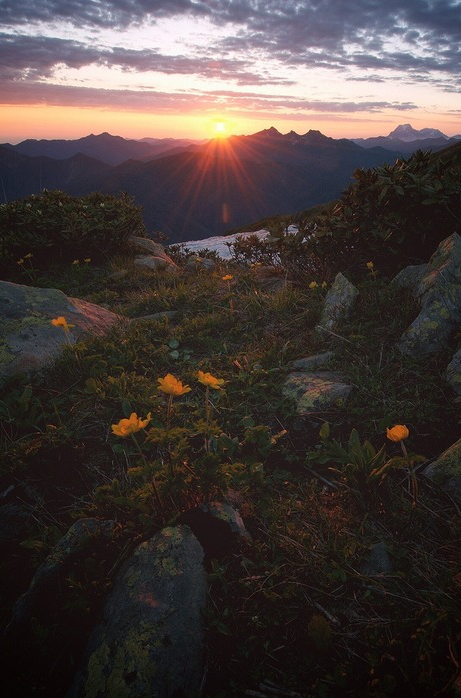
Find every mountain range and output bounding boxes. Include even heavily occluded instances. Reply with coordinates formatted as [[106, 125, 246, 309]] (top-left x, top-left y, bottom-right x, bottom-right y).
[[1, 125, 459, 243]]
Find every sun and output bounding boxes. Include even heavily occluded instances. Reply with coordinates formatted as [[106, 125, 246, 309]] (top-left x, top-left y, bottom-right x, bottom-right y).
[[211, 119, 229, 139]]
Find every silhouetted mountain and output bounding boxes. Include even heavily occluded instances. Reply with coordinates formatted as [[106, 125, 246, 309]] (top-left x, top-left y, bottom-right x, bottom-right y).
[[352, 123, 461, 153], [1, 132, 203, 166], [0, 128, 408, 243], [0, 146, 111, 202]]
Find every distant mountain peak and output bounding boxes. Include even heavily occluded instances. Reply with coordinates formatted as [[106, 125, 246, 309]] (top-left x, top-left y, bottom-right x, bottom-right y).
[[388, 123, 448, 142]]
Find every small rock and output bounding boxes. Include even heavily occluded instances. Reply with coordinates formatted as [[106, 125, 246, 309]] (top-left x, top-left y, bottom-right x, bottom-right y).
[[131, 311, 178, 323], [446, 347, 461, 395], [424, 438, 461, 502], [180, 502, 250, 558], [361, 542, 393, 576], [291, 351, 335, 371], [283, 371, 353, 415], [184, 256, 215, 272], [318, 272, 358, 332]]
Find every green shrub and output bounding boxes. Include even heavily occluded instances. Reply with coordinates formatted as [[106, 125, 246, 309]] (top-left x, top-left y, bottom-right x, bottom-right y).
[[314, 149, 461, 272], [0, 190, 146, 274]]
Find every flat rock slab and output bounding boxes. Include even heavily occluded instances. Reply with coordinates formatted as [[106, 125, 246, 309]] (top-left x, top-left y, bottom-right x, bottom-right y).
[[0, 280, 120, 379], [68, 525, 207, 698], [283, 371, 353, 415]]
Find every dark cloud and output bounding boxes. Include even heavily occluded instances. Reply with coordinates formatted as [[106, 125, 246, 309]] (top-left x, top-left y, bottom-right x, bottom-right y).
[[0, 33, 292, 86], [0, 0, 459, 113]]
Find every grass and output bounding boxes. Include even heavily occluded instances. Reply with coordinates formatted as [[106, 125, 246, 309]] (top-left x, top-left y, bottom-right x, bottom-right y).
[[1, 246, 461, 697]]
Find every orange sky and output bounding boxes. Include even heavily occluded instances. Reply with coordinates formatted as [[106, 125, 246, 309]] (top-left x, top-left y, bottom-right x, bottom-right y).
[[1, 2, 460, 144]]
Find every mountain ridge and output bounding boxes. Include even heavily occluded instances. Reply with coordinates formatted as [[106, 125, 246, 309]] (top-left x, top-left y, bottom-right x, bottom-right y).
[[1, 125, 458, 244]]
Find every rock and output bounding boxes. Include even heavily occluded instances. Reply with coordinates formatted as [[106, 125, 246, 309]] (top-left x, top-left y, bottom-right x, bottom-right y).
[[134, 255, 171, 271], [0, 281, 121, 380], [291, 351, 335, 371], [253, 265, 290, 290], [424, 439, 461, 502], [446, 347, 461, 395], [392, 263, 428, 292], [361, 542, 393, 577], [318, 272, 358, 332], [395, 233, 461, 355], [128, 237, 178, 268], [9, 518, 118, 630], [68, 525, 207, 698], [283, 371, 353, 415], [131, 311, 178, 323], [180, 502, 250, 558], [184, 256, 216, 272]]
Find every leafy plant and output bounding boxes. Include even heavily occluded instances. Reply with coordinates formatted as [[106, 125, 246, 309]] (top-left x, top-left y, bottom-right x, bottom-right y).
[[0, 190, 146, 276]]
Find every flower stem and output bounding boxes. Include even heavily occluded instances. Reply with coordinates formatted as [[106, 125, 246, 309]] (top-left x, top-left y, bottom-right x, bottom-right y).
[[131, 433, 163, 512]]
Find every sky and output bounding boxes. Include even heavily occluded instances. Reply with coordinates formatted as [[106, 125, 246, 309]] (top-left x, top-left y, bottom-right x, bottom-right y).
[[1, 0, 460, 143]]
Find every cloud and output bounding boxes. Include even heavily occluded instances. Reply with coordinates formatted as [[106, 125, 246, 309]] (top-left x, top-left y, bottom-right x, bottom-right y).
[[0, 0, 459, 114], [0, 78, 416, 118]]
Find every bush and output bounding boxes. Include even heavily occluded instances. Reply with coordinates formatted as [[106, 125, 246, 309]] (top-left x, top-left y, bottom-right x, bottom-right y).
[[314, 149, 461, 272], [0, 190, 146, 273]]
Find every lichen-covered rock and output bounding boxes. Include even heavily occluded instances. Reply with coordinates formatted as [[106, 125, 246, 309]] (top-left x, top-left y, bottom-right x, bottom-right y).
[[68, 525, 207, 698], [396, 233, 461, 355], [424, 439, 461, 502], [0, 281, 121, 380], [318, 272, 358, 332], [283, 371, 353, 415], [446, 347, 461, 395]]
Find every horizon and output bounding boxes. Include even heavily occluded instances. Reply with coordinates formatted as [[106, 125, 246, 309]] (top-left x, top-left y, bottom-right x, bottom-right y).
[[1, 1, 460, 144], [3, 122, 460, 147]]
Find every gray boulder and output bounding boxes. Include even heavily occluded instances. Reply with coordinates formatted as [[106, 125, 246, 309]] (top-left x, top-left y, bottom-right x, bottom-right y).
[[68, 525, 207, 698], [128, 237, 178, 272], [318, 272, 358, 332], [0, 281, 121, 380], [394, 233, 461, 355], [424, 439, 461, 502]]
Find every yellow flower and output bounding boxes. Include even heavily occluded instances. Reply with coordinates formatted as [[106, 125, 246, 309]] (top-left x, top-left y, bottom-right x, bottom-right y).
[[197, 370, 225, 390], [386, 425, 409, 442], [24, 252, 33, 259], [17, 258, 24, 265], [157, 373, 191, 396], [84, 258, 91, 263], [111, 412, 152, 438], [321, 281, 327, 289], [309, 281, 318, 290], [222, 274, 233, 281], [366, 261, 374, 270], [51, 316, 75, 333], [72, 259, 80, 265]]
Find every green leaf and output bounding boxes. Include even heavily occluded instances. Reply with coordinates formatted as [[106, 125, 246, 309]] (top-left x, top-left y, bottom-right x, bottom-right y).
[[122, 399, 133, 418]]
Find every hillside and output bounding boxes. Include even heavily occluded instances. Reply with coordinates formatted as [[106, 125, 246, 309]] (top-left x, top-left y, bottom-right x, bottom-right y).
[[0, 129, 405, 243], [1, 143, 461, 696]]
